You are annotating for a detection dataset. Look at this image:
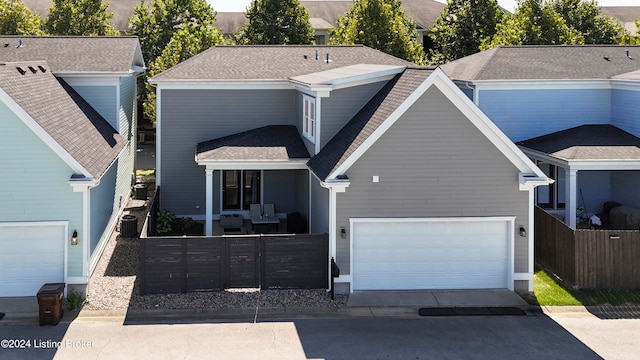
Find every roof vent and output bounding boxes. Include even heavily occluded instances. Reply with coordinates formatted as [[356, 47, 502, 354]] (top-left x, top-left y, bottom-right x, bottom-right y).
[[28, 66, 37, 74], [325, 53, 331, 63], [626, 50, 633, 60], [603, 56, 610, 61], [38, 65, 47, 73], [3, 43, 8, 48], [16, 39, 23, 48], [303, 54, 308, 59], [315, 49, 319, 60], [16, 67, 26, 75]]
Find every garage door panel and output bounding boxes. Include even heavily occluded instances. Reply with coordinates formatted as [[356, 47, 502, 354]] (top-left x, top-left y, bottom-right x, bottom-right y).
[[352, 219, 510, 290], [0, 224, 65, 297]]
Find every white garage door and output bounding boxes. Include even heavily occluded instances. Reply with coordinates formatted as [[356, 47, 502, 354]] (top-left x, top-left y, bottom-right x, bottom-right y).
[[0, 223, 65, 297], [352, 218, 512, 291]]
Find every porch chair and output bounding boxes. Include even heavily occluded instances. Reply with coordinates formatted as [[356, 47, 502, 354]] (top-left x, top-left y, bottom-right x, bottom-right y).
[[263, 203, 275, 219], [250, 204, 262, 219]]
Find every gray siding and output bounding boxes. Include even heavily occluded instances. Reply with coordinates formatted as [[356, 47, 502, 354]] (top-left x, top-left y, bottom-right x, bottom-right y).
[[335, 87, 529, 275], [263, 170, 300, 214], [320, 81, 388, 149], [310, 176, 329, 234], [160, 89, 296, 216]]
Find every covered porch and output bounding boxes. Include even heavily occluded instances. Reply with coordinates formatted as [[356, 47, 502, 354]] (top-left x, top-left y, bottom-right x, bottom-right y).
[[518, 125, 640, 229], [196, 125, 312, 236]]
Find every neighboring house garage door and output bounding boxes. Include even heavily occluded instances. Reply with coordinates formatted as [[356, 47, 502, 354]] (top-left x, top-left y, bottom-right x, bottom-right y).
[[0, 223, 65, 297], [351, 218, 513, 291]]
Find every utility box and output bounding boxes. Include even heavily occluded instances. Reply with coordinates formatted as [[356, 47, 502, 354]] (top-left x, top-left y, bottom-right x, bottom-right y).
[[37, 283, 65, 326], [121, 215, 138, 238], [134, 183, 147, 200]]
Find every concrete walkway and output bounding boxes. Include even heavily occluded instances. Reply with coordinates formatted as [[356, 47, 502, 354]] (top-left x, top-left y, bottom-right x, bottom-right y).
[[1, 289, 529, 324]]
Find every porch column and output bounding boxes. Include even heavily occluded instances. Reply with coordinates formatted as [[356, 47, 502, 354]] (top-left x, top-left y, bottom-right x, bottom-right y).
[[566, 169, 578, 229], [205, 168, 213, 236]]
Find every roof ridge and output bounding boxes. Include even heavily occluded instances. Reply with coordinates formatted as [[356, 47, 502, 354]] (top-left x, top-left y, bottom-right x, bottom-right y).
[[475, 47, 500, 80]]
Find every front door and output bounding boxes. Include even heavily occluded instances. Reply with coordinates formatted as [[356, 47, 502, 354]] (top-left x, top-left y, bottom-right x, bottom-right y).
[[222, 170, 261, 211]]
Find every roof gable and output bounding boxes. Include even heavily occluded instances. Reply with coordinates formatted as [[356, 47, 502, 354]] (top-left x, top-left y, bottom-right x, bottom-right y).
[[308, 67, 547, 182], [442, 46, 640, 81], [0, 61, 127, 180], [0, 36, 144, 74]]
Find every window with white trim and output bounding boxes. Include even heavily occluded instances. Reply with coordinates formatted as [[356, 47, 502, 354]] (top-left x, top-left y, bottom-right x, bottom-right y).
[[536, 161, 566, 209], [302, 95, 316, 142]]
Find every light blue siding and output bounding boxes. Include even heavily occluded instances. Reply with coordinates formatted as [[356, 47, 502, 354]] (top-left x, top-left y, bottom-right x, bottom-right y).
[[90, 161, 117, 256], [0, 101, 84, 277], [478, 88, 611, 141], [71, 85, 118, 130], [611, 171, 640, 210], [577, 171, 612, 216], [611, 88, 640, 137]]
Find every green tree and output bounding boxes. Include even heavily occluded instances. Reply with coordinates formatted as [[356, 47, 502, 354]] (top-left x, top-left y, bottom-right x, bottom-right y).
[[620, 18, 639, 44], [144, 24, 223, 122], [428, 0, 503, 64], [45, 0, 119, 36], [483, 0, 583, 48], [550, 0, 623, 44], [130, 0, 217, 65], [329, 0, 424, 64], [236, 0, 313, 44], [0, 0, 45, 35]]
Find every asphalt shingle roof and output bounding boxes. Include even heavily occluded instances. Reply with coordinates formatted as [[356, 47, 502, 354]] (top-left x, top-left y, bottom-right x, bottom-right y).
[[0, 61, 127, 179], [517, 125, 640, 161], [308, 67, 433, 180], [441, 45, 640, 81], [151, 45, 410, 81], [196, 126, 310, 162], [0, 36, 143, 73]]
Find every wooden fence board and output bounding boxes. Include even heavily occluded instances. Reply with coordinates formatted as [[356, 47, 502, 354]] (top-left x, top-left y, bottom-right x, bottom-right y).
[[139, 234, 329, 294]]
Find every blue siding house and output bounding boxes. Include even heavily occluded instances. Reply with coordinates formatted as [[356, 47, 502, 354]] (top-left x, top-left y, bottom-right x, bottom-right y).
[[0, 37, 144, 297], [442, 45, 640, 229]]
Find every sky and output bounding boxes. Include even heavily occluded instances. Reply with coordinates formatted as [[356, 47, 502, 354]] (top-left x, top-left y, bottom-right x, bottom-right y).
[[208, 0, 638, 13]]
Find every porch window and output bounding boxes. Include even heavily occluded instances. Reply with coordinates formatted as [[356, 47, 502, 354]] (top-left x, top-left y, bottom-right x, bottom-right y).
[[223, 170, 261, 211], [536, 162, 565, 209], [302, 95, 315, 142]]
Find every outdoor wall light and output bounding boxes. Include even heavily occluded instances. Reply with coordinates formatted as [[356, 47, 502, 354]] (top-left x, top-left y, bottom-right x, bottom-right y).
[[519, 226, 527, 237], [71, 230, 78, 245], [340, 228, 346, 239]]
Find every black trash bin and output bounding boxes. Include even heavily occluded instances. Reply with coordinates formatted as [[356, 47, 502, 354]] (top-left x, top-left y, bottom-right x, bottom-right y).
[[134, 183, 147, 200], [37, 283, 65, 326], [120, 215, 138, 238]]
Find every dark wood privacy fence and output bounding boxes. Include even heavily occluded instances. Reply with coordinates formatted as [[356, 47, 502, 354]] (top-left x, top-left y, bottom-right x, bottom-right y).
[[139, 234, 328, 295], [535, 206, 640, 289]]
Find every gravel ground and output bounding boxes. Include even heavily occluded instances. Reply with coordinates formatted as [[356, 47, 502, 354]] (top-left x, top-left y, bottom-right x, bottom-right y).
[[85, 185, 347, 311]]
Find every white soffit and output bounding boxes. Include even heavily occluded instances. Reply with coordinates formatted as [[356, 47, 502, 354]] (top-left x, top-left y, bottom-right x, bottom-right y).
[[290, 64, 406, 87]]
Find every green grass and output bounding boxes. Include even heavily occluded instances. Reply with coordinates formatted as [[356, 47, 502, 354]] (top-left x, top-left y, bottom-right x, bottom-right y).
[[136, 169, 155, 176], [529, 269, 640, 306]]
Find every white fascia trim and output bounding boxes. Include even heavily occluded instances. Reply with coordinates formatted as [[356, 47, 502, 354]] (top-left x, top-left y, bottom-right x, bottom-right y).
[[69, 178, 99, 191], [57, 73, 131, 81], [201, 160, 309, 170], [474, 79, 612, 90], [519, 173, 554, 191], [331, 74, 398, 91], [610, 80, 640, 91], [294, 84, 332, 97], [150, 80, 294, 90], [328, 68, 548, 180], [320, 180, 350, 192], [156, 88, 162, 186], [520, 147, 640, 171], [291, 70, 402, 91], [0, 88, 91, 177]]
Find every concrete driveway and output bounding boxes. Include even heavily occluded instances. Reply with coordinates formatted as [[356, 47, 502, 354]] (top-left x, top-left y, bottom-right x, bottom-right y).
[[0, 311, 615, 360]]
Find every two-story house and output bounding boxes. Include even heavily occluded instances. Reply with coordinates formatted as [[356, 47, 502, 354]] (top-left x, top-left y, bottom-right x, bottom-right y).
[[0, 36, 145, 297], [442, 45, 640, 229], [149, 45, 549, 293]]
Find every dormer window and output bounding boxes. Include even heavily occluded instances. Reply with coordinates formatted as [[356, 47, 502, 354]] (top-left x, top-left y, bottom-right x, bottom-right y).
[[303, 95, 316, 142]]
